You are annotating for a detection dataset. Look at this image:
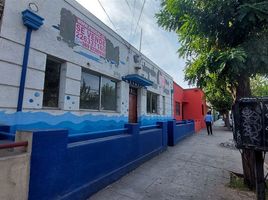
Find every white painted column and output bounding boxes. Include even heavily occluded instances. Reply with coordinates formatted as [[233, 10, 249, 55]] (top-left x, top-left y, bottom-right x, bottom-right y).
[[59, 62, 81, 111]]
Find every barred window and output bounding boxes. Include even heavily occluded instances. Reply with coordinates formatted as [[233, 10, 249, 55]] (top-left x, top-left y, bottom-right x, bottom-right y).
[[147, 91, 158, 114], [0, 0, 4, 20], [43, 59, 61, 108]]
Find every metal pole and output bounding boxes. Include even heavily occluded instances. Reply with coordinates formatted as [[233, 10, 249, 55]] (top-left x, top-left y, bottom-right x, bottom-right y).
[[139, 28, 143, 53], [17, 28, 33, 112], [255, 150, 265, 200], [0, 141, 28, 149]]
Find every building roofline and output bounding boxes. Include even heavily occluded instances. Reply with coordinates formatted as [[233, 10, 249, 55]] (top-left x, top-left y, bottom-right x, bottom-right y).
[[65, 0, 173, 80], [183, 88, 205, 95], [173, 81, 184, 90], [183, 87, 203, 91]]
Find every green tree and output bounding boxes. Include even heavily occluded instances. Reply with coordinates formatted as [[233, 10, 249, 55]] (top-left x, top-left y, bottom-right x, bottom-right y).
[[157, 0, 268, 98], [156, 0, 268, 189], [251, 75, 268, 96], [203, 75, 233, 129]]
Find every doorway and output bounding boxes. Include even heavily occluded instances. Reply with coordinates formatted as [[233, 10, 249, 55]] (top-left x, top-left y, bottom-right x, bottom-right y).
[[128, 87, 137, 123]]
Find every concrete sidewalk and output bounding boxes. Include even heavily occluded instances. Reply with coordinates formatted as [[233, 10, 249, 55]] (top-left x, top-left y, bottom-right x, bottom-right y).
[[89, 121, 255, 200]]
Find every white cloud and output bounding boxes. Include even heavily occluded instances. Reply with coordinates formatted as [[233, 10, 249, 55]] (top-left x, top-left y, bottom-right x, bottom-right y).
[[75, 0, 190, 88]]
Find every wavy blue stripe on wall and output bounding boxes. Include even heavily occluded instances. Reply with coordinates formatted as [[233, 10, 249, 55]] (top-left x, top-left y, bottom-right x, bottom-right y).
[[0, 111, 127, 134], [139, 115, 172, 126]]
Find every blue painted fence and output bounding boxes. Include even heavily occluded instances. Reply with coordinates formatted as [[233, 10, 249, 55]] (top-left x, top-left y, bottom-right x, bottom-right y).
[[11, 119, 195, 200], [167, 120, 195, 146], [28, 122, 167, 200]]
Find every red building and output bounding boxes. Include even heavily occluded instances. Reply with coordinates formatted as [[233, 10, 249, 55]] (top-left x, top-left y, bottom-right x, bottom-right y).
[[173, 82, 184, 121], [173, 82, 207, 132]]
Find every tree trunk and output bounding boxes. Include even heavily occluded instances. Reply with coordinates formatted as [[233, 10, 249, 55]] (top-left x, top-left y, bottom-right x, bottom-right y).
[[236, 74, 255, 189], [242, 149, 256, 189], [222, 112, 231, 130], [222, 113, 227, 126], [223, 111, 231, 130], [236, 75, 251, 99]]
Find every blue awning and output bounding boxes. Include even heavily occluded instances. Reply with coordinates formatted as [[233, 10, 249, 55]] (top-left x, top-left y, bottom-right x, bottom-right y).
[[122, 74, 153, 87]]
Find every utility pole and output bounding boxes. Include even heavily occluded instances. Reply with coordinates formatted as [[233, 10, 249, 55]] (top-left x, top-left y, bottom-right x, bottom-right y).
[[139, 28, 143, 53]]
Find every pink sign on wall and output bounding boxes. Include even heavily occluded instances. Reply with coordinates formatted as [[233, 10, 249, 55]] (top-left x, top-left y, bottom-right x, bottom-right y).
[[75, 18, 106, 57]]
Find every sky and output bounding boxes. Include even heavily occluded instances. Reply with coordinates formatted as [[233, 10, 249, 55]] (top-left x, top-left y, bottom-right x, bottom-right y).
[[75, 0, 190, 88]]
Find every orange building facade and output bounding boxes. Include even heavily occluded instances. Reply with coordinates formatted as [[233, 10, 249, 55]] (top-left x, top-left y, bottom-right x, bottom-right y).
[[173, 82, 207, 132]]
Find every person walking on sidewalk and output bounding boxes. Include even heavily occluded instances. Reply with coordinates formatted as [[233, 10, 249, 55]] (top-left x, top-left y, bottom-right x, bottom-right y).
[[205, 111, 213, 135]]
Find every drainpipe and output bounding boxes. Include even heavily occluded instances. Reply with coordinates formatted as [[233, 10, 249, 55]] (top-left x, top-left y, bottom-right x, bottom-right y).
[[17, 9, 44, 112]]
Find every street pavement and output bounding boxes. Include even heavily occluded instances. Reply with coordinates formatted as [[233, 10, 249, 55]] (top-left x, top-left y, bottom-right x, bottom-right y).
[[89, 120, 255, 200]]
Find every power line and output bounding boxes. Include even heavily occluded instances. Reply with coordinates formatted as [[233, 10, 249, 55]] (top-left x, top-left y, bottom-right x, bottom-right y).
[[129, 0, 137, 41], [97, 0, 118, 31], [133, 0, 146, 37], [96, 0, 131, 49], [125, 0, 132, 12]]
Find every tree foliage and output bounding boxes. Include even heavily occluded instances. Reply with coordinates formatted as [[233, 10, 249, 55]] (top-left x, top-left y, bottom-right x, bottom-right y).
[[204, 75, 233, 114], [202, 73, 233, 129], [251, 75, 268, 96], [156, 0, 268, 99]]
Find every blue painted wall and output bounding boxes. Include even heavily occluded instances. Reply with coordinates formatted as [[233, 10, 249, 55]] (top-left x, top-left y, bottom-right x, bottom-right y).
[[139, 115, 172, 126], [167, 120, 195, 146], [0, 112, 173, 135], [0, 125, 14, 140], [28, 122, 168, 200], [0, 111, 127, 134]]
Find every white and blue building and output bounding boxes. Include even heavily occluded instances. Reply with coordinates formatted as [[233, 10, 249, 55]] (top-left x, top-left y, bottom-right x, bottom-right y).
[[0, 0, 174, 135], [0, 1, 197, 199]]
